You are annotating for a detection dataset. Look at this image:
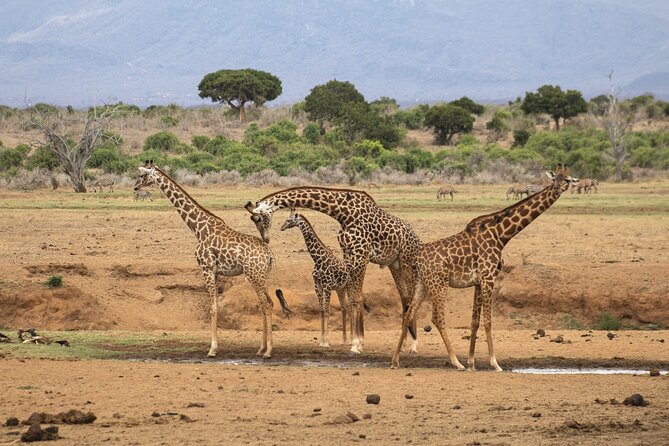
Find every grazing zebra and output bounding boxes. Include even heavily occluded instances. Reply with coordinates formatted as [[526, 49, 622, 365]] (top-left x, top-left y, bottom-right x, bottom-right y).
[[133, 190, 153, 201], [366, 182, 381, 190], [571, 178, 598, 194], [91, 178, 115, 193], [437, 185, 456, 201], [505, 184, 533, 200]]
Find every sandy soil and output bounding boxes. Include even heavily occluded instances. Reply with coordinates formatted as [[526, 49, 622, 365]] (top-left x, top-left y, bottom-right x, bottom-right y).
[[1, 183, 668, 445]]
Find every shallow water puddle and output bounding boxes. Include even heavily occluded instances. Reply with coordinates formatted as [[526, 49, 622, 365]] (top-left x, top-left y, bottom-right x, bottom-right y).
[[512, 368, 668, 375]]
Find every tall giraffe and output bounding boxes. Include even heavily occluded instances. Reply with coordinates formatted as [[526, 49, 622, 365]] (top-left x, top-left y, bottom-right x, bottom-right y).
[[280, 211, 352, 347], [391, 165, 578, 371], [134, 161, 292, 358], [246, 186, 422, 354]]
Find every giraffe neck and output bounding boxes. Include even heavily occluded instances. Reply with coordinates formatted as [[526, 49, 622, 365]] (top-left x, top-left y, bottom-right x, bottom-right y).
[[153, 168, 221, 237], [295, 217, 332, 263], [489, 184, 564, 244], [259, 187, 375, 225]]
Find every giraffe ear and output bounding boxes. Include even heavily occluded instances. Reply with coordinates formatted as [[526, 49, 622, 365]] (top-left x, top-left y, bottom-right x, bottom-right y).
[[244, 201, 255, 214], [545, 171, 555, 179]]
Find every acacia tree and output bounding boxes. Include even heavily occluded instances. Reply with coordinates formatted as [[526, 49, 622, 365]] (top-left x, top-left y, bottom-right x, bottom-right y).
[[29, 104, 120, 192], [449, 96, 485, 116], [521, 84, 587, 131], [597, 71, 636, 181], [303, 80, 367, 133], [198, 69, 282, 122], [424, 104, 474, 145]]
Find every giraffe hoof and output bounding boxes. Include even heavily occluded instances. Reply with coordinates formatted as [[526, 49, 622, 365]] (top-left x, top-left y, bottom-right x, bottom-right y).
[[347, 350, 361, 356], [408, 349, 417, 355], [207, 351, 217, 358], [262, 353, 272, 359]]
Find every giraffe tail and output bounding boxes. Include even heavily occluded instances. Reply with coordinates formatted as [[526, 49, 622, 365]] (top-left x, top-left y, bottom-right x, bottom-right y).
[[403, 304, 417, 341], [275, 289, 294, 319]]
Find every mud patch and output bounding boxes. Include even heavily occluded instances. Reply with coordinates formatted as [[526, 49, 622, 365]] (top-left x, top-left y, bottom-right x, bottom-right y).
[[110, 264, 179, 278], [0, 284, 114, 330], [25, 263, 92, 276]]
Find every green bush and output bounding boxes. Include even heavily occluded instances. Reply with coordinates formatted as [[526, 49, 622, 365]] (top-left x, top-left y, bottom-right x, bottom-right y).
[[0, 147, 26, 171], [191, 135, 211, 150], [143, 131, 184, 153], [352, 139, 387, 159], [596, 313, 622, 331], [269, 144, 337, 175], [393, 107, 425, 130], [32, 103, 59, 115], [512, 129, 531, 147], [218, 146, 268, 176], [302, 123, 321, 144], [26, 146, 59, 170], [344, 156, 378, 181], [46, 275, 63, 288], [87, 147, 133, 174], [204, 135, 244, 156], [160, 116, 179, 127]]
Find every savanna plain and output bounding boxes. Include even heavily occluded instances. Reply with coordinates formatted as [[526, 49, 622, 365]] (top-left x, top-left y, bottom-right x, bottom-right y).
[[1, 182, 668, 445]]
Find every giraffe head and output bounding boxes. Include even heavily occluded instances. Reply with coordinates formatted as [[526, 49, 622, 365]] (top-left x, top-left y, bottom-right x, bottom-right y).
[[545, 164, 579, 193], [134, 160, 159, 191], [245, 201, 273, 243], [279, 209, 302, 231]]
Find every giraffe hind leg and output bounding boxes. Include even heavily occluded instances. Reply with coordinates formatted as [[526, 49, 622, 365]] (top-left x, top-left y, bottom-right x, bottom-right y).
[[202, 270, 218, 358], [391, 280, 427, 369]]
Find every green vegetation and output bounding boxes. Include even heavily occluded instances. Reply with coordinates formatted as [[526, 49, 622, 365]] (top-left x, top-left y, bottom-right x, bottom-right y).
[[595, 313, 623, 331], [46, 275, 63, 288]]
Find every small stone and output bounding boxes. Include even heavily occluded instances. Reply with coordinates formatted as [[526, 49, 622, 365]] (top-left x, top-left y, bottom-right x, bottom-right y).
[[313, 408, 321, 412], [607, 332, 616, 340], [362, 413, 372, 420], [649, 369, 660, 377], [359, 434, 367, 439], [623, 394, 648, 407], [405, 394, 414, 400], [565, 419, 583, 429], [271, 324, 279, 331], [536, 329, 546, 337], [532, 412, 542, 418], [352, 371, 360, 376], [5, 417, 19, 427], [406, 373, 412, 377], [333, 415, 353, 424], [151, 411, 161, 417], [366, 394, 381, 405], [21, 424, 59, 442], [179, 414, 194, 423], [346, 412, 360, 422], [423, 325, 432, 333], [452, 404, 461, 410], [187, 402, 205, 408], [550, 335, 564, 343]]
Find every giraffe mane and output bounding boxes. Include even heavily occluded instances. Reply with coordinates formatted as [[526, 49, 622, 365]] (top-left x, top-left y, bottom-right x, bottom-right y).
[[257, 186, 376, 204], [153, 166, 224, 222]]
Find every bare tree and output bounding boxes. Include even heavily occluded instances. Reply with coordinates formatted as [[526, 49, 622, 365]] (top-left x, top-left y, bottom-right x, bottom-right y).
[[596, 71, 636, 182], [28, 105, 119, 192]]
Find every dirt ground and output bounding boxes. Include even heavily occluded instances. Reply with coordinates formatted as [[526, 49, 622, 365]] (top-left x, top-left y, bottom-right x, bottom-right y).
[[1, 183, 668, 445]]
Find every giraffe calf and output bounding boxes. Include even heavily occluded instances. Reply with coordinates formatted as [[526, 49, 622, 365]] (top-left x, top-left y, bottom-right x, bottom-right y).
[[281, 211, 353, 347]]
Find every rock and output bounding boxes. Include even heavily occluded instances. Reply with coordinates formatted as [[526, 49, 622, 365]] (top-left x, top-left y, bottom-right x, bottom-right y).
[[607, 332, 616, 340], [346, 412, 360, 422], [5, 417, 19, 427], [352, 371, 360, 376], [649, 369, 660, 377], [313, 408, 322, 412], [531, 412, 542, 418], [24, 410, 96, 425], [405, 394, 414, 400], [179, 414, 194, 423], [564, 419, 583, 429], [333, 415, 353, 424], [21, 424, 59, 442], [452, 404, 461, 410], [186, 402, 205, 408], [151, 411, 161, 417], [359, 434, 367, 439], [271, 324, 279, 331], [362, 413, 372, 420], [423, 325, 432, 333], [550, 335, 564, 343], [366, 394, 381, 405], [536, 329, 546, 337], [623, 394, 648, 407]]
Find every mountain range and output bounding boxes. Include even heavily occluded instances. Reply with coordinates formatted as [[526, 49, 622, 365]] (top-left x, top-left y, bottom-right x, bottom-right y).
[[1, 0, 668, 107]]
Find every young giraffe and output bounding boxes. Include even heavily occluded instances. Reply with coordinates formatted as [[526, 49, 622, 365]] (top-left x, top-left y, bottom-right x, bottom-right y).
[[246, 186, 422, 354], [391, 165, 578, 371], [134, 161, 292, 358], [280, 210, 353, 347]]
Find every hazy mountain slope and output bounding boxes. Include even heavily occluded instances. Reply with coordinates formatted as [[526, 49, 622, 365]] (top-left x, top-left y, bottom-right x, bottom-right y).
[[1, 0, 667, 106]]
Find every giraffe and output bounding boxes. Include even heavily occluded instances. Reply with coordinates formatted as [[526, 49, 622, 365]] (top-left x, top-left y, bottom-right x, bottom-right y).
[[134, 161, 293, 358], [436, 185, 456, 201], [391, 164, 578, 371], [246, 186, 422, 354], [280, 210, 353, 347]]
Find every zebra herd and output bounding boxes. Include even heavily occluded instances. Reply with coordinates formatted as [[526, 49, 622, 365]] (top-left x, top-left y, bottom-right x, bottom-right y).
[[435, 178, 599, 202]]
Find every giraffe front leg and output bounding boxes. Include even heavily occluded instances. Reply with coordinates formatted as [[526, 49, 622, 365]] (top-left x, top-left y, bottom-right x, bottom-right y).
[[467, 285, 482, 371], [203, 270, 218, 358], [481, 282, 502, 372], [322, 289, 333, 348], [335, 289, 349, 345], [389, 261, 417, 354], [346, 266, 367, 355], [315, 284, 329, 348], [431, 287, 465, 371], [391, 280, 427, 369], [250, 279, 273, 358]]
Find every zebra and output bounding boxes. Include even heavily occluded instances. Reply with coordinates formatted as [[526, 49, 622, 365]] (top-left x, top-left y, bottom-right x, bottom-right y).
[[437, 185, 456, 201], [91, 178, 115, 193], [133, 190, 153, 201]]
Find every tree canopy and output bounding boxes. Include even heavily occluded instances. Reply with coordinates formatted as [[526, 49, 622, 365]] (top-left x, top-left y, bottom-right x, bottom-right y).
[[198, 69, 282, 122], [424, 104, 475, 145], [449, 96, 485, 116], [303, 80, 367, 131], [521, 84, 587, 131]]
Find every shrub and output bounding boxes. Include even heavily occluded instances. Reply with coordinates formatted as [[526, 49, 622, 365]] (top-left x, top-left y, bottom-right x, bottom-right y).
[[160, 115, 179, 127], [512, 129, 531, 147], [87, 147, 133, 174], [46, 275, 63, 288], [32, 103, 59, 115], [0, 147, 26, 172], [191, 135, 211, 150], [352, 139, 387, 159], [302, 123, 321, 144], [393, 107, 425, 130], [596, 313, 622, 331], [26, 146, 59, 170], [218, 146, 268, 176], [143, 131, 184, 153]]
